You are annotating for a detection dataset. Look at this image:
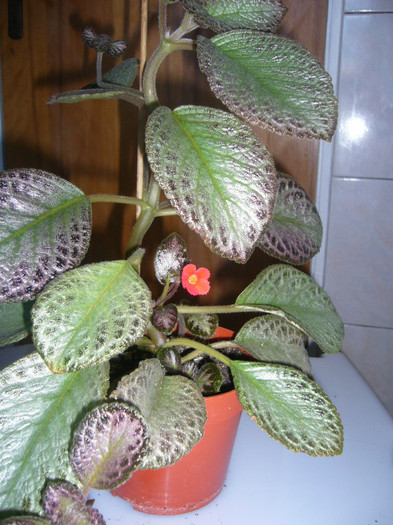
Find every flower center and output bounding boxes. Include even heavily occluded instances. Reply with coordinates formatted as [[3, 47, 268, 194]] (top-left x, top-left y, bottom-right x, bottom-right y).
[[188, 274, 197, 285]]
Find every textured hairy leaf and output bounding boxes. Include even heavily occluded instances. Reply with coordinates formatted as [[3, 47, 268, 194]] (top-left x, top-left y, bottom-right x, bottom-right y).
[[182, 0, 287, 32], [42, 481, 105, 525], [0, 352, 109, 514], [0, 169, 91, 302], [157, 346, 182, 372], [111, 359, 207, 469], [70, 403, 147, 490], [152, 304, 178, 335], [258, 172, 322, 264], [236, 265, 344, 354], [32, 260, 152, 373], [197, 31, 338, 140], [195, 362, 223, 394], [154, 233, 187, 285], [235, 315, 312, 377], [231, 360, 343, 456], [184, 312, 219, 338], [0, 300, 33, 346], [146, 105, 276, 263]]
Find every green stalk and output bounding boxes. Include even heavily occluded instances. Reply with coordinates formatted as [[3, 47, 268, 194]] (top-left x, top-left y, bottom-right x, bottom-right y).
[[89, 194, 150, 207], [162, 338, 232, 367]]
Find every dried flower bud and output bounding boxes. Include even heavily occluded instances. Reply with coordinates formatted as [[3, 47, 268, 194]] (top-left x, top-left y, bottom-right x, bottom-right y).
[[82, 27, 127, 57]]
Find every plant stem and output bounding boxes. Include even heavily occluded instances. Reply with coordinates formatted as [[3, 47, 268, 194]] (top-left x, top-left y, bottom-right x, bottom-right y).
[[163, 338, 233, 367], [88, 194, 150, 207], [177, 304, 246, 315]]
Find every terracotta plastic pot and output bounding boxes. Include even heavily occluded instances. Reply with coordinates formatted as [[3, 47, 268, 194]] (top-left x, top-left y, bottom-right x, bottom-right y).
[[112, 327, 243, 515]]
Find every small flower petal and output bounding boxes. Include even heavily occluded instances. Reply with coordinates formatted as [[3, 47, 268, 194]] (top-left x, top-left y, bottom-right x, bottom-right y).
[[182, 264, 210, 296]]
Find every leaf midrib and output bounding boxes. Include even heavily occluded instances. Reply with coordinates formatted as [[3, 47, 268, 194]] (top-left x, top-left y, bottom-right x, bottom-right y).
[[0, 195, 87, 247]]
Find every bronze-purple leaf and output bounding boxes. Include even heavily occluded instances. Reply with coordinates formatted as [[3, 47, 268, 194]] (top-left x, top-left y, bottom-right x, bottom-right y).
[[0, 169, 91, 302], [42, 481, 105, 525], [70, 402, 147, 490]]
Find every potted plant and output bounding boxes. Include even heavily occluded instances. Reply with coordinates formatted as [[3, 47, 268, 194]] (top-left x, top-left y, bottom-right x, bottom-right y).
[[0, 0, 344, 522]]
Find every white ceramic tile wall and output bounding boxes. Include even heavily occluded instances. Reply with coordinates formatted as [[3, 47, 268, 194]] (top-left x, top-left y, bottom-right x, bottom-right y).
[[333, 13, 393, 179], [324, 178, 393, 328], [322, 7, 393, 417]]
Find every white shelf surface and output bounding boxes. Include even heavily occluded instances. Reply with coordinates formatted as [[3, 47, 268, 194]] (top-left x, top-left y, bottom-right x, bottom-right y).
[[90, 353, 393, 524]]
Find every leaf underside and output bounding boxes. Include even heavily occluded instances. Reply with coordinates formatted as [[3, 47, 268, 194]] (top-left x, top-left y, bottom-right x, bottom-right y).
[[197, 31, 338, 141], [181, 0, 287, 32], [258, 172, 322, 265], [0, 352, 109, 514], [32, 260, 152, 373], [235, 314, 313, 377], [146, 105, 277, 263], [70, 403, 147, 490], [111, 358, 207, 469], [0, 169, 91, 302], [231, 360, 343, 456], [236, 264, 344, 354]]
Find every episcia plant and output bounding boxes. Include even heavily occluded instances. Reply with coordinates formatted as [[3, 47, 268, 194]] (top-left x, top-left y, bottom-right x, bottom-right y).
[[0, 0, 345, 522]]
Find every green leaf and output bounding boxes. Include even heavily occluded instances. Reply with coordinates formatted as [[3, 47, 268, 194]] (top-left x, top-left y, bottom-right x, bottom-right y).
[[0, 300, 33, 346], [258, 172, 322, 265], [0, 518, 50, 524], [70, 403, 147, 490], [47, 87, 133, 105], [110, 358, 207, 469], [156, 346, 182, 372], [0, 352, 109, 514], [184, 312, 219, 339], [47, 58, 140, 105], [94, 58, 139, 88], [154, 233, 187, 285], [182, 0, 287, 32], [32, 260, 152, 373], [236, 265, 344, 354], [195, 362, 223, 394], [0, 169, 91, 303], [197, 31, 338, 141], [231, 360, 343, 456], [42, 481, 105, 525], [146, 105, 276, 263], [235, 315, 312, 377]]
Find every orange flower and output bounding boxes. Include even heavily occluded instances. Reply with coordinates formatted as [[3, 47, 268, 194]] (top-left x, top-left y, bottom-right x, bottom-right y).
[[182, 264, 210, 296]]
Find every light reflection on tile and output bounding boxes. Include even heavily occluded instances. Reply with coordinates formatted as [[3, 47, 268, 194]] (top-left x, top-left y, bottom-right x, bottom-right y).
[[324, 178, 393, 328], [333, 13, 393, 179], [345, 0, 393, 13]]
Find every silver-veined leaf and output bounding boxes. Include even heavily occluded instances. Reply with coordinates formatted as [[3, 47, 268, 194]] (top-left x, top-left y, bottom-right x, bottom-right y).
[[32, 260, 152, 373], [197, 31, 338, 141], [181, 0, 287, 32], [258, 172, 322, 264], [0, 169, 91, 302], [111, 358, 207, 469], [184, 312, 219, 339], [146, 105, 277, 263], [70, 403, 147, 490], [154, 233, 187, 285], [42, 481, 105, 525], [231, 360, 343, 456], [0, 300, 33, 346], [235, 315, 312, 377], [0, 352, 109, 514], [236, 264, 344, 354]]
